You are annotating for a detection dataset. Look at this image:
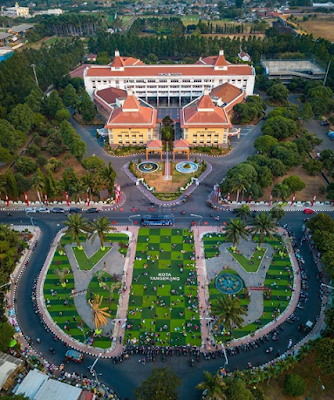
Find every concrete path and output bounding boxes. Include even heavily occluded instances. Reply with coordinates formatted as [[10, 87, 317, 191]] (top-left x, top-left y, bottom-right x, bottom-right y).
[[66, 241, 126, 334], [205, 237, 274, 325]]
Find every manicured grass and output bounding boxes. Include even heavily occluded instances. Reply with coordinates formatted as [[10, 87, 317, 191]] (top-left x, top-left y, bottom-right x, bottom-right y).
[[73, 246, 112, 271], [86, 272, 121, 320], [204, 234, 294, 341], [125, 228, 201, 347], [229, 247, 266, 273], [43, 251, 111, 348]]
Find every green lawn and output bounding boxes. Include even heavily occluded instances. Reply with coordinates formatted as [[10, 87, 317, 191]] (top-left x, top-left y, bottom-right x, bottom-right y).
[[86, 272, 121, 321], [73, 246, 112, 271], [229, 247, 266, 273], [43, 251, 111, 349], [125, 228, 201, 347], [204, 234, 294, 342]]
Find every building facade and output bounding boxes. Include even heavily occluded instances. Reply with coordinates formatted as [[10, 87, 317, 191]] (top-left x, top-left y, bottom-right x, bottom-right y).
[[84, 50, 255, 106]]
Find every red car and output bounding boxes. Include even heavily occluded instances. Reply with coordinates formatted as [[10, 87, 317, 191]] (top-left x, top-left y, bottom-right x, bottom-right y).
[[303, 208, 315, 215]]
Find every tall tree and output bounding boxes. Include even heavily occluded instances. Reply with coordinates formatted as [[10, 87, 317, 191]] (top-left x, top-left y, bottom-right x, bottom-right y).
[[102, 162, 116, 196], [225, 218, 249, 248], [89, 216, 114, 251], [79, 91, 96, 122], [235, 205, 251, 222], [134, 367, 182, 400], [211, 295, 247, 332], [63, 84, 79, 109], [31, 168, 45, 203], [64, 214, 89, 249], [196, 371, 227, 400], [249, 212, 277, 245]]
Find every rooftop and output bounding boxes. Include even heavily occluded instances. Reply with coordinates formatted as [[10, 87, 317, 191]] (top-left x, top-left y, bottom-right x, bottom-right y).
[[0, 32, 13, 40], [0, 353, 23, 390], [146, 139, 162, 148], [95, 87, 127, 105], [210, 82, 243, 104], [9, 23, 34, 33], [33, 379, 82, 400], [16, 370, 48, 399]]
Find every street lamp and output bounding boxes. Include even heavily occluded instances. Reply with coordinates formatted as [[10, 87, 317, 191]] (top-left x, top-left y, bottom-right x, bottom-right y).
[[31, 64, 39, 87], [89, 352, 102, 374], [321, 283, 334, 290], [30, 216, 35, 231], [306, 376, 325, 400]]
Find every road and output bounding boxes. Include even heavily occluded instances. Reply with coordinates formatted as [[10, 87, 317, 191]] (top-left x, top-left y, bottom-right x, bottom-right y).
[[5, 210, 327, 400]]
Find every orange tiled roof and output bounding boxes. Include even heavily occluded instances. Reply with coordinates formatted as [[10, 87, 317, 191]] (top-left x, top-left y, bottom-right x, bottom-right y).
[[86, 64, 252, 77], [122, 94, 140, 110], [210, 82, 243, 104], [95, 87, 127, 104], [173, 139, 189, 148], [147, 139, 162, 148]]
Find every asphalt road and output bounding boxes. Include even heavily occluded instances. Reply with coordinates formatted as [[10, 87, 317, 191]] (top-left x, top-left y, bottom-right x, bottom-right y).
[[3, 210, 328, 400]]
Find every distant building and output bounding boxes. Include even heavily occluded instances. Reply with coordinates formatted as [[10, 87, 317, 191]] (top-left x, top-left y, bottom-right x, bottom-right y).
[[84, 53, 97, 62], [238, 51, 251, 62], [2, 2, 30, 18], [0, 352, 24, 392], [261, 58, 326, 83], [8, 23, 34, 38], [16, 369, 95, 400], [0, 32, 13, 47], [33, 8, 63, 16], [0, 48, 14, 63]]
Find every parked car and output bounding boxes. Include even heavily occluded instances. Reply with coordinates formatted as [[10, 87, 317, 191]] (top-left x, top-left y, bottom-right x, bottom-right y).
[[320, 120, 329, 126], [25, 207, 37, 213], [38, 207, 50, 213], [69, 207, 82, 213], [52, 207, 65, 213], [328, 131, 334, 141], [86, 208, 99, 213], [303, 208, 315, 215]]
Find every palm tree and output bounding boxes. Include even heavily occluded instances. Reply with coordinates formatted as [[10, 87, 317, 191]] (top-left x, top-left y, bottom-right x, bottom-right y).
[[211, 294, 247, 332], [102, 162, 116, 196], [235, 205, 251, 222], [64, 214, 89, 250], [196, 371, 227, 400], [89, 216, 114, 251], [269, 205, 285, 222], [32, 169, 45, 203], [230, 179, 248, 204], [54, 267, 70, 287], [249, 212, 277, 246], [225, 218, 249, 248], [70, 180, 84, 203], [89, 294, 111, 329]]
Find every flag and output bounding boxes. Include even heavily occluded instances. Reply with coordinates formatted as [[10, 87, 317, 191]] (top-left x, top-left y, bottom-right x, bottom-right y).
[[291, 193, 296, 206], [269, 193, 273, 207], [24, 192, 29, 206], [86, 193, 90, 207], [44, 193, 48, 206], [311, 193, 316, 207], [5, 194, 9, 206], [65, 192, 69, 206]]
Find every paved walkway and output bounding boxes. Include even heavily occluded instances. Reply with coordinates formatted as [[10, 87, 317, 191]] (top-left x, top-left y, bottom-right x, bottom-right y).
[[193, 226, 301, 350], [36, 226, 139, 357], [66, 241, 126, 334], [206, 237, 274, 325]]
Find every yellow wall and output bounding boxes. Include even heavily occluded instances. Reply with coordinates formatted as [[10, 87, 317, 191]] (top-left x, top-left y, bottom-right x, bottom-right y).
[[184, 127, 228, 145], [108, 128, 151, 145]]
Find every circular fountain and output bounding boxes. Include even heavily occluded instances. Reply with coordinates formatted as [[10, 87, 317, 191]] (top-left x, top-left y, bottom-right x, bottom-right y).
[[215, 272, 243, 295], [137, 161, 159, 173], [176, 161, 198, 174]]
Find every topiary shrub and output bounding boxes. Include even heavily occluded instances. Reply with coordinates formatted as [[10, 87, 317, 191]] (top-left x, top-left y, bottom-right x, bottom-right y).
[[284, 374, 306, 397]]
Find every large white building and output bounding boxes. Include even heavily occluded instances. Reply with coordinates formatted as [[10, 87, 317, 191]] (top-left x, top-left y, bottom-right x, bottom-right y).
[[84, 50, 255, 107]]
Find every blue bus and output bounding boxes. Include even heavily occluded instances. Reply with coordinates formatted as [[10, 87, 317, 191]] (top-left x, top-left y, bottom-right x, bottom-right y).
[[141, 214, 174, 226]]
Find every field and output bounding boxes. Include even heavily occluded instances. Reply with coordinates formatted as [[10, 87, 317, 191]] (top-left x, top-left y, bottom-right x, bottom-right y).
[[124, 228, 201, 347], [298, 17, 334, 41], [43, 232, 129, 349], [203, 234, 294, 341]]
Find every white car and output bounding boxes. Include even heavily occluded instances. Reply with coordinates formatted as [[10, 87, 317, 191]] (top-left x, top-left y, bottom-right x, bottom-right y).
[[38, 207, 50, 213], [25, 207, 37, 213]]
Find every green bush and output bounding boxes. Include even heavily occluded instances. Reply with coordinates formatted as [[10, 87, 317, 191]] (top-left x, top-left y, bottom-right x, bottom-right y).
[[284, 374, 306, 396]]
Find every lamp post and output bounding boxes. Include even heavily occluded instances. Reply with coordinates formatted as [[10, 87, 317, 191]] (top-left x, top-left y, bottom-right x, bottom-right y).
[[31, 64, 39, 87], [306, 376, 325, 400]]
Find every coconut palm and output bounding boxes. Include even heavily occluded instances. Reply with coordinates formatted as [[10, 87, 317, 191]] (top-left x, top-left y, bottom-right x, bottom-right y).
[[54, 267, 70, 286], [225, 218, 249, 248], [230, 178, 248, 204], [107, 281, 120, 309], [89, 294, 111, 329], [196, 371, 227, 400], [249, 212, 277, 246], [269, 205, 285, 222], [64, 214, 89, 250], [211, 294, 247, 332], [70, 180, 85, 203], [235, 205, 251, 222], [89, 216, 114, 251], [101, 162, 116, 195], [31, 169, 45, 203]]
